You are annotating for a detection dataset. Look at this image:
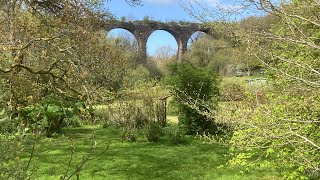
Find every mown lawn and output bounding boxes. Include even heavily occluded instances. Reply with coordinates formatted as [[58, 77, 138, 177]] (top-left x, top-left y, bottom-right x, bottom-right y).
[[25, 126, 281, 180]]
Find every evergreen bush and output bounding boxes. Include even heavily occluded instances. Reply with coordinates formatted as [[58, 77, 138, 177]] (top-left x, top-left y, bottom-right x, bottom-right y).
[[165, 63, 220, 134], [144, 121, 162, 142]]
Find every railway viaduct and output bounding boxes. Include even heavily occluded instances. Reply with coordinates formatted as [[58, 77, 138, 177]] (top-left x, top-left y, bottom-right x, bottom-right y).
[[106, 20, 211, 63]]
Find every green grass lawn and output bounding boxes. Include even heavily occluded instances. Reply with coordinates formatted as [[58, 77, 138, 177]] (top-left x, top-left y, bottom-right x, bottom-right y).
[[26, 126, 280, 180], [167, 115, 179, 124]]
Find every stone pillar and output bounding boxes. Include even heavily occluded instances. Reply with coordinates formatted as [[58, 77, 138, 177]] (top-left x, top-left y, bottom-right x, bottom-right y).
[[177, 36, 189, 63], [134, 29, 151, 64], [138, 40, 147, 63]]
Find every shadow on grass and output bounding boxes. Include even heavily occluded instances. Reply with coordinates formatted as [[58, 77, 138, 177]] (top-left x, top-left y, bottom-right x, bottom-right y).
[[27, 126, 280, 180]]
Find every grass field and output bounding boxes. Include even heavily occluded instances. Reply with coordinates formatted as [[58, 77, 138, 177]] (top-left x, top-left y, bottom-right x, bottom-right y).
[[24, 126, 281, 180], [167, 115, 179, 124]]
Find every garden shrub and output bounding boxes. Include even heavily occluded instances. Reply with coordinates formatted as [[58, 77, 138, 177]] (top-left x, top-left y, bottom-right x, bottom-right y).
[[120, 128, 137, 142], [0, 136, 26, 179], [17, 95, 84, 137], [219, 78, 246, 101], [144, 121, 162, 142], [96, 81, 169, 129], [165, 62, 220, 135], [98, 100, 150, 129], [101, 117, 113, 129], [166, 97, 179, 116], [225, 90, 320, 179], [0, 108, 18, 134], [164, 124, 185, 145], [0, 80, 16, 134], [18, 105, 68, 137], [0, 134, 38, 179], [63, 116, 82, 128]]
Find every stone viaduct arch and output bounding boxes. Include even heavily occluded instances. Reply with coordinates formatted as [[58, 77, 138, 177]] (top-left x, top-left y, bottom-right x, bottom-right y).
[[107, 20, 210, 63]]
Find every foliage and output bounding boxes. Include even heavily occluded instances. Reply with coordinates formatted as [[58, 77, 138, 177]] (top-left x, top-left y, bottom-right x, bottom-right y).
[[63, 116, 82, 128], [144, 121, 163, 142], [0, 135, 28, 179], [0, 0, 134, 124], [166, 97, 179, 116], [0, 108, 16, 134], [180, 0, 320, 179], [163, 124, 185, 145], [184, 32, 263, 76], [122, 65, 150, 87], [144, 60, 164, 79], [17, 95, 84, 137], [184, 0, 320, 178], [155, 58, 177, 77], [120, 128, 137, 142], [233, 1, 320, 177], [97, 100, 148, 129], [142, 16, 157, 27], [123, 0, 142, 6], [225, 90, 320, 179], [165, 62, 220, 134], [152, 45, 177, 61], [185, 36, 230, 69], [0, 117, 17, 134], [0, 130, 43, 180], [1, 127, 107, 179], [96, 81, 169, 129], [120, 16, 127, 22], [108, 31, 162, 83], [219, 78, 247, 101]]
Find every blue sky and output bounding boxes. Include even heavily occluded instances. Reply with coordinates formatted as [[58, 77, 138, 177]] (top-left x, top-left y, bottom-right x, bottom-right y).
[[105, 0, 234, 55]]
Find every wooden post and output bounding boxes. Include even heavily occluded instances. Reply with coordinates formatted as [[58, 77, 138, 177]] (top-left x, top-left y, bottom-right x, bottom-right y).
[[158, 96, 170, 126]]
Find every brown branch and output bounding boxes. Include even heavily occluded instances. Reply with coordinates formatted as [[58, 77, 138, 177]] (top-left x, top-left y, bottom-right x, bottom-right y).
[[62, 139, 75, 180], [65, 146, 109, 180], [25, 143, 36, 171], [288, 14, 320, 27], [248, 40, 320, 88], [0, 60, 83, 97], [0, 33, 67, 51], [293, 133, 320, 150], [258, 33, 320, 50], [0, 59, 62, 74]]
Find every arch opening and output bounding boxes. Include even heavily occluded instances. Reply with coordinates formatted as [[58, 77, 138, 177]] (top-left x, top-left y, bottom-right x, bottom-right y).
[[107, 28, 139, 53], [187, 31, 209, 50], [147, 30, 178, 61]]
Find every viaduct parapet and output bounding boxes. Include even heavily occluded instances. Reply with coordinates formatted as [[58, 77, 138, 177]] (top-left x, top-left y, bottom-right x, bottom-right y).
[[106, 20, 210, 63]]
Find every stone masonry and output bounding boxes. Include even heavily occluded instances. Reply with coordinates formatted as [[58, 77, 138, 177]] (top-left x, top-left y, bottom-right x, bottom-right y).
[[106, 20, 210, 63]]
